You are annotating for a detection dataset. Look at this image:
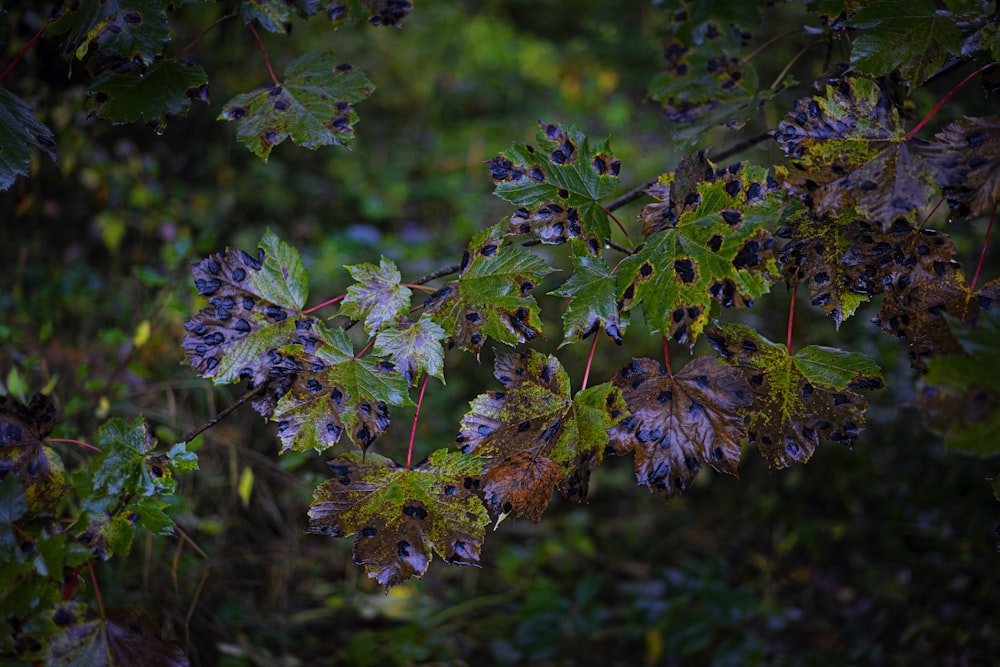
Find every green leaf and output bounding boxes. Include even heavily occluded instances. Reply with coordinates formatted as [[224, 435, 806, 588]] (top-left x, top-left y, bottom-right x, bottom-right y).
[[325, 0, 414, 28], [707, 324, 884, 469], [271, 322, 412, 454], [340, 257, 412, 336], [373, 316, 449, 385], [92, 417, 158, 497], [89, 60, 209, 130], [489, 121, 621, 247], [307, 449, 488, 591], [773, 76, 935, 226], [183, 230, 312, 386], [456, 349, 626, 521], [48, 0, 170, 64], [618, 156, 782, 348], [423, 224, 554, 357], [608, 356, 754, 498], [219, 51, 375, 161], [550, 247, 626, 346], [241, 0, 296, 33], [0, 87, 56, 191], [0, 475, 28, 524], [847, 0, 962, 87]]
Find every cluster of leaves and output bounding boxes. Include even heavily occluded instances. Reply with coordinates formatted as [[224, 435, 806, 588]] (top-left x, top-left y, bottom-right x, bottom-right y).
[[1, 373, 196, 662]]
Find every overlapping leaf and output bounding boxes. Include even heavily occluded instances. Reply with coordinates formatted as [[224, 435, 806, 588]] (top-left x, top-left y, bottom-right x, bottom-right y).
[[45, 606, 187, 667], [618, 155, 782, 347], [90, 61, 209, 130], [455, 349, 626, 521], [307, 449, 487, 591], [325, 0, 414, 28], [549, 247, 626, 346], [0, 88, 56, 191], [607, 356, 753, 498], [773, 76, 934, 226], [241, 0, 298, 33], [489, 121, 620, 249], [219, 52, 374, 161], [183, 230, 312, 387], [923, 115, 1000, 218], [707, 324, 884, 469], [422, 225, 553, 357], [48, 0, 170, 64], [918, 307, 1000, 455], [340, 257, 411, 336], [373, 316, 448, 385], [0, 393, 66, 515], [270, 323, 411, 454]]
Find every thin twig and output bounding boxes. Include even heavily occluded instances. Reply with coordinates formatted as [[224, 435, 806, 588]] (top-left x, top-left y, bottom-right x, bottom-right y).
[[742, 28, 804, 63], [604, 238, 633, 255], [907, 62, 997, 139], [87, 560, 106, 619], [179, 384, 264, 444], [0, 23, 47, 83], [769, 40, 824, 91], [786, 285, 797, 355], [413, 264, 461, 285], [175, 10, 239, 58]]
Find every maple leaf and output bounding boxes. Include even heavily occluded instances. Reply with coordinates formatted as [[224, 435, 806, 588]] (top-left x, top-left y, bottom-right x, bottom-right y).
[[307, 449, 488, 591], [455, 349, 626, 521], [549, 246, 627, 346], [89, 60, 209, 131], [773, 76, 935, 226], [47, 0, 170, 64], [241, 0, 297, 33], [0, 393, 67, 515], [0, 88, 56, 191], [922, 115, 1000, 219], [422, 224, 553, 358], [271, 322, 412, 454], [219, 52, 374, 161], [489, 120, 620, 250], [340, 256, 412, 336], [183, 230, 315, 389], [607, 356, 754, 498], [846, 0, 962, 87], [707, 324, 884, 469], [373, 316, 449, 386], [618, 156, 782, 348], [45, 606, 188, 667], [325, 0, 414, 28]]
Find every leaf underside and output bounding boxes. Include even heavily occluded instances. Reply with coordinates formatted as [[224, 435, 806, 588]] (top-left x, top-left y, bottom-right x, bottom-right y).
[[0, 88, 56, 191]]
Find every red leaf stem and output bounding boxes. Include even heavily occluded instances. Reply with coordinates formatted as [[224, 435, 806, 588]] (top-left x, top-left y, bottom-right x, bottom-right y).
[[602, 206, 633, 246], [354, 339, 375, 359], [0, 23, 47, 83], [62, 565, 83, 600], [919, 197, 945, 229], [46, 438, 103, 454], [970, 203, 997, 292], [87, 560, 105, 619], [906, 63, 996, 139], [662, 336, 673, 377], [248, 23, 280, 87], [406, 373, 429, 470], [580, 330, 599, 391], [787, 285, 797, 355], [301, 294, 345, 315]]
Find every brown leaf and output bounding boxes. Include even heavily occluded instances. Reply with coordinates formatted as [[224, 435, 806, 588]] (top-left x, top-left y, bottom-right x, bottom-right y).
[[923, 115, 1000, 219]]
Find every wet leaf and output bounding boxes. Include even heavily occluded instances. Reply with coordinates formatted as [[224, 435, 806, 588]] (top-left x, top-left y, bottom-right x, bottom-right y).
[[183, 230, 312, 387], [923, 115, 1000, 218], [549, 246, 627, 346], [490, 121, 620, 248], [607, 356, 753, 498], [89, 60, 209, 130], [773, 76, 935, 226], [48, 0, 170, 65], [422, 225, 553, 358], [325, 0, 414, 28], [455, 349, 626, 520], [270, 322, 411, 454], [0, 88, 56, 191], [618, 156, 782, 348], [0, 394, 66, 515], [846, 0, 962, 87], [918, 308, 1000, 455], [373, 316, 448, 386], [307, 449, 487, 591], [219, 52, 374, 161], [707, 324, 884, 469], [241, 0, 296, 33], [46, 606, 188, 666], [340, 257, 412, 336]]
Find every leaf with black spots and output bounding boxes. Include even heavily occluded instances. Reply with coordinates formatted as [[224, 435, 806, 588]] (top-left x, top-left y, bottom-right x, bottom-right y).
[[89, 60, 209, 131], [373, 316, 448, 386], [490, 121, 620, 249], [0, 393, 66, 515], [918, 307, 1000, 455], [48, 0, 170, 65], [618, 157, 782, 348], [549, 247, 627, 346], [422, 225, 553, 357], [219, 52, 374, 161], [325, 0, 413, 28], [707, 324, 884, 469], [183, 230, 313, 388], [0, 88, 56, 191], [923, 115, 1000, 218], [340, 256, 412, 336], [271, 322, 411, 454], [241, 0, 297, 33], [846, 0, 962, 87], [45, 606, 188, 667], [607, 356, 753, 498], [307, 449, 487, 591], [773, 76, 935, 226], [456, 349, 626, 521]]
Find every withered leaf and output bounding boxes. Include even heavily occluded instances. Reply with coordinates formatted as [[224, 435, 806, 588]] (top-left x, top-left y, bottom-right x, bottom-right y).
[[607, 356, 754, 498], [923, 115, 1000, 219], [45, 606, 188, 667], [307, 449, 487, 591], [0, 393, 66, 515]]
